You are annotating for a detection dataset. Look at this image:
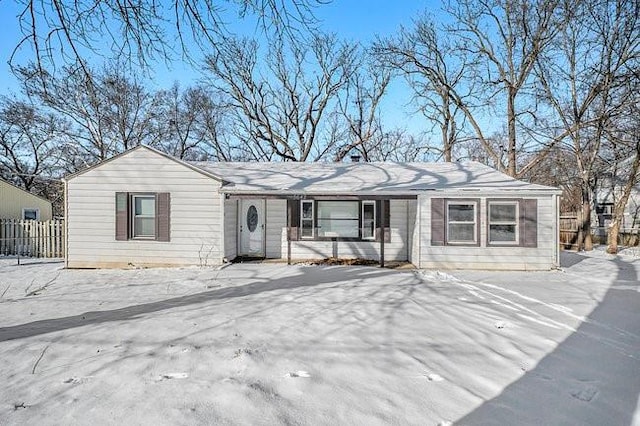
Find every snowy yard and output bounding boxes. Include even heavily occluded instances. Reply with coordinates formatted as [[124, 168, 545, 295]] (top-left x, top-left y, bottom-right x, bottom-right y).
[[0, 251, 639, 426]]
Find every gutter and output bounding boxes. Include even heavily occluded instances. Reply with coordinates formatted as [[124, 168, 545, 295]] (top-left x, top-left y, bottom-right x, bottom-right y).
[[219, 188, 563, 197]]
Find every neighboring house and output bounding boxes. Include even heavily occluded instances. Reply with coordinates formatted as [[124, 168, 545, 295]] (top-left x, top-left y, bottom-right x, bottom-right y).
[[592, 160, 640, 237], [63, 145, 561, 270], [0, 178, 53, 221]]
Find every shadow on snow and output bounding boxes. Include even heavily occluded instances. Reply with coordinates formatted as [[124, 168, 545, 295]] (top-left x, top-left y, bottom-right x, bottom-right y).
[[0, 265, 394, 342], [457, 252, 640, 425]]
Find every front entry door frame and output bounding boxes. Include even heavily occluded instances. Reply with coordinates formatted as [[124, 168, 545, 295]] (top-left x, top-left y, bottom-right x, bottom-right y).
[[238, 199, 266, 257]]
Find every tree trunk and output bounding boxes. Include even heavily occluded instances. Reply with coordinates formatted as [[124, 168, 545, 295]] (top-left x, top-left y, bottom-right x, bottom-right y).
[[506, 87, 517, 177], [441, 122, 452, 162], [607, 216, 621, 254], [607, 141, 640, 254], [581, 185, 593, 251]]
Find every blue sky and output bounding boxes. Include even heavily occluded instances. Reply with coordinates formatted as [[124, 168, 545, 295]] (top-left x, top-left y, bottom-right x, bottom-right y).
[[0, 1, 439, 133]]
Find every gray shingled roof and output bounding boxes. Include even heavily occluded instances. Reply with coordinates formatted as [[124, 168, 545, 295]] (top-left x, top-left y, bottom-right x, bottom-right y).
[[190, 161, 559, 195]]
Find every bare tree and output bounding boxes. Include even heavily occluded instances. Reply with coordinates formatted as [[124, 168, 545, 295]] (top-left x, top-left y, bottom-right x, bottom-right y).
[[0, 98, 62, 190], [331, 58, 391, 162], [10, 0, 326, 83], [445, 0, 568, 176], [17, 63, 161, 170], [155, 84, 235, 161], [535, 0, 640, 250], [374, 14, 472, 162], [194, 89, 236, 161], [603, 84, 640, 253], [361, 130, 437, 162], [206, 33, 358, 161], [157, 84, 206, 160]]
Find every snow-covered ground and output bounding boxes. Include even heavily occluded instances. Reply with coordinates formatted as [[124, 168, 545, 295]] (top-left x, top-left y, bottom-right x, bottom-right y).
[[0, 252, 639, 425]]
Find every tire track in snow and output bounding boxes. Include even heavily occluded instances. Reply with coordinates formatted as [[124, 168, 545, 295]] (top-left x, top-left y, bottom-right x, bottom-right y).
[[418, 271, 640, 360]]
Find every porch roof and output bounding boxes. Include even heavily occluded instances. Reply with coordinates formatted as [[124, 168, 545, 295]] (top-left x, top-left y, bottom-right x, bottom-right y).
[[190, 160, 560, 195]]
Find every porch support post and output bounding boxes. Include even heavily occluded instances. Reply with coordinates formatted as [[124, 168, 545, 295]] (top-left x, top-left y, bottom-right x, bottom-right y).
[[380, 199, 385, 268], [287, 200, 292, 265]]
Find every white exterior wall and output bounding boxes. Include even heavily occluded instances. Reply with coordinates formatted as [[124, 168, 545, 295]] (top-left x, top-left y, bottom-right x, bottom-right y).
[[266, 199, 286, 259], [66, 148, 222, 268], [407, 199, 418, 264], [418, 194, 558, 271], [625, 190, 640, 227], [223, 199, 237, 260], [280, 200, 411, 262]]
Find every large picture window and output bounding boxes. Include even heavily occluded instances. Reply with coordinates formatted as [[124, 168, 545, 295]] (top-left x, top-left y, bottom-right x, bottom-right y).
[[447, 201, 477, 244], [488, 201, 518, 244], [294, 199, 389, 241], [317, 201, 359, 238]]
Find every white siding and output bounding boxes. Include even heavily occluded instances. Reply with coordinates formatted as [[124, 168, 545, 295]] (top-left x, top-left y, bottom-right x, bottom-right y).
[[66, 148, 222, 268], [266, 199, 286, 259], [224, 199, 237, 260], [407, 199, 418, 264], [418, 194, 557, 271], [281, 200, 411, 262]]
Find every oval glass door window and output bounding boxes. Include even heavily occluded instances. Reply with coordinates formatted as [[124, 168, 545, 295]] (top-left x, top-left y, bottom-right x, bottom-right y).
[[247, 205, 258, 232]]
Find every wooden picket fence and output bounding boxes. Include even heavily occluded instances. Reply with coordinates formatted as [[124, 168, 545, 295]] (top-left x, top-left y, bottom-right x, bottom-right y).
[[559, 214, 580, 249], [0, 219, 64, 258]]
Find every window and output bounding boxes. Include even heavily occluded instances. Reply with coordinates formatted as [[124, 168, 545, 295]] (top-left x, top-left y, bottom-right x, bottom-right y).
[[22, 208, 39, 221], [488, 201, 518, 244], [300, 200, 314, 238], [595, 203, 613, 216], [447, 202, 477, 244], [291, 199, 389, 241], [317, 201, 359, 238], [132, 195, 156, 238], [115, 192, 170, 242], [362, 201, 376, 240]]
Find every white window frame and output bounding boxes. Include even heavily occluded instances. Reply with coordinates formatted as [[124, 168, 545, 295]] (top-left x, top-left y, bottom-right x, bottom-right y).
[[300, 200, 315, 239], [22, 208, 40, 221], [446, 201, 478, 244], [488, 200, 519, 245], [316, 200, 360, 238], [131, 194, 156, 239], [361, 201, 376, 240]]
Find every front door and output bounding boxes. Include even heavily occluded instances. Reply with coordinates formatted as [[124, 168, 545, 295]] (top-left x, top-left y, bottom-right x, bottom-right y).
[[239, 199, 265, 257]]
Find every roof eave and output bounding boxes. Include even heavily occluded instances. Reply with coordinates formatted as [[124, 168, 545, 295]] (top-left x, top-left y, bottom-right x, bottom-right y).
[[220, 187, 562, 196]]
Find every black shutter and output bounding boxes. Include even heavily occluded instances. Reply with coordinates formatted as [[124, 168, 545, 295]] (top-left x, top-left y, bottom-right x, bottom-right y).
[[115, 192, 129, 241], [431, 198, 445, 246], [520, 199, 538, 248], [156, 193, 170, 242], [287, 199, 300, 241]]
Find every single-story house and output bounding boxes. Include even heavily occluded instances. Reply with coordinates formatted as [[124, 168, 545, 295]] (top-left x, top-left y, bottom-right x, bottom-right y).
[[63, 145, 561, 270], [0, 177, 53, 221]]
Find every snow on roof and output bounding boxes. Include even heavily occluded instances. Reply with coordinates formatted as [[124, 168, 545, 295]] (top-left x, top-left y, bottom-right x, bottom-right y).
[[190, 160, 559, 194]]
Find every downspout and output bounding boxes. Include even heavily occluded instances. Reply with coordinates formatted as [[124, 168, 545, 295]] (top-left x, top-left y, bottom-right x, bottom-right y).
[[380, 199, 385, 268], [417, 195, 422, 269], [63, 178, 69, 268], [220, 193, 226, 264], [555, 193, 560, 268], [287, 200, 292, 265], [406, 199, 410, 263]]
